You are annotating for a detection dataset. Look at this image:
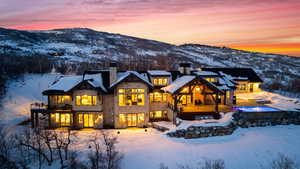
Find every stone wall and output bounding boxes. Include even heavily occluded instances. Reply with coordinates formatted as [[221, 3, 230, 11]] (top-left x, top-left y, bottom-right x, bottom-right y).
[[233, 111, 300, 128], [167, 123, 237, 139], [167, 110, 300, 139]]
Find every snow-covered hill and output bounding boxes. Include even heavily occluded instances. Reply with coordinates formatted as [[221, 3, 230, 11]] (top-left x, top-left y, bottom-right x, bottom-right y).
[[1, 74, 300, 169], [1, 27, 300, 91]]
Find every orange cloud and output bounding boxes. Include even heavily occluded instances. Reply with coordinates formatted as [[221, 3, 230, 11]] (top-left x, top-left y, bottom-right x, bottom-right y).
[[1, 0, 300, 56]]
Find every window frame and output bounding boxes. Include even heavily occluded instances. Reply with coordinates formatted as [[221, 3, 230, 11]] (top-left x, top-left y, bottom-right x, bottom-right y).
[[75, 95, 98, 106], [118, 88, 145, 106], [153, 78, 168, 86]]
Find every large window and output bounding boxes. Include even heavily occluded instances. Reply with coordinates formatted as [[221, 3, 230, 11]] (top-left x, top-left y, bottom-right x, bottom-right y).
[[238, 84, 246, 91], [76, 95, 98, 106], [118, 89, 145, 106], [226, 91, 231, 101], [118, 113, 145, 127], [153, 78, 168, 86], [178, 95, 192, 105], [78, 113, 103, 128], [180, 87, 189, 93], [150, 110, 168, 120], [51, 113, 71, 127], [50, 95, 71, 104], [150, 92, 167, 102]]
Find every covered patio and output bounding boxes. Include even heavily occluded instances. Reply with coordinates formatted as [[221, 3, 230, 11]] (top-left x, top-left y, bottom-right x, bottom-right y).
[[163, 75, 229, 121]]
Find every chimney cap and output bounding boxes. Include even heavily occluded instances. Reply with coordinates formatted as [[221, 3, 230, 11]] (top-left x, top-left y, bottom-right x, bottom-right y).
[[109, 62, 117, 67], [179, 62, 191, 67]]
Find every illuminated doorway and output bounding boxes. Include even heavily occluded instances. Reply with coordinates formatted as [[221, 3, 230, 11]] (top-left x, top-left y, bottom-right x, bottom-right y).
[[127, 114, 137, 127], [84, 113, 94, 127]]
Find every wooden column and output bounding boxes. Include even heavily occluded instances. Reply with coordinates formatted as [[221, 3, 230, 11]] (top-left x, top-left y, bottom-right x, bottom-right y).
[[173, 95, 178, 125], [31, 110, 35, 128], [215, 91, 219, 113], [35, 111, 39, 127]]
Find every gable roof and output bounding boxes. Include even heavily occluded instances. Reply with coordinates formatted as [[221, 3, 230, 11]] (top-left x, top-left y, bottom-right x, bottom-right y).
[[201, 68, 263, 83], [193, 71, 218, 76], [162, 75, 223, 94], [109, 71, 153, 89], [162, 75, 195, 93], [147, 70, 171, 76], [43, 73, 106, 95]]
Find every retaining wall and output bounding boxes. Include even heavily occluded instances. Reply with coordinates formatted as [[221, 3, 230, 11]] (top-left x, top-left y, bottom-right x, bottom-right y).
[[167, 111, 300, 139]]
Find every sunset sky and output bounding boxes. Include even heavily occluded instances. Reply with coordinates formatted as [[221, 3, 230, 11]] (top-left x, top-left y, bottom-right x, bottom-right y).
[[1, 0, 300, 56]]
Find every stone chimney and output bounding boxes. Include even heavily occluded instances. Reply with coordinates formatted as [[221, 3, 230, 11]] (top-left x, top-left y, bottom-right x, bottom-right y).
[[109, 62, 117, 86], [179, 63, 191, 75]]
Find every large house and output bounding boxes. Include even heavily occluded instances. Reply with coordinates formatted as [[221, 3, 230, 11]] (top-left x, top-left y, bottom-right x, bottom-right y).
[[31, 63, 263, 129]]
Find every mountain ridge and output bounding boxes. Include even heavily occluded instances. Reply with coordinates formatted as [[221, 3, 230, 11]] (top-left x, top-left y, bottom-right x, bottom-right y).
[[0, 27, 300, 94], [1, 26, 299, 58]]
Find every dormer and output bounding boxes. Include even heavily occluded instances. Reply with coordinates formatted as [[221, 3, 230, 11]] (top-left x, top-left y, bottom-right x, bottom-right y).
[[193, 71, 219, 83], [147, 70, 172, 87]]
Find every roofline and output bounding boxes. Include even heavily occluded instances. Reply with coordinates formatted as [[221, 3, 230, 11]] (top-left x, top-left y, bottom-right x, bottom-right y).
[[109, 72, 153, 89], [164, 75, 224, 94]]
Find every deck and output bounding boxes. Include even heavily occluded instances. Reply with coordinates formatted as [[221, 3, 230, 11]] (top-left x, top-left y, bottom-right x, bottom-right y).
[[179, 104, 232, 113]]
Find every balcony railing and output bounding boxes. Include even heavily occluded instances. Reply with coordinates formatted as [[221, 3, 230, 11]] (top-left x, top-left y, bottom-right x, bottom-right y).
[[30, 102, 48, 110]]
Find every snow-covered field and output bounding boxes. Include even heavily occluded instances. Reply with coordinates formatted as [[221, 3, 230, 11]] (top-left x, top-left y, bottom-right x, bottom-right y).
[[1, 74, 300, 169], [0, 74, 60, 125], [77, 126, 300, 169]]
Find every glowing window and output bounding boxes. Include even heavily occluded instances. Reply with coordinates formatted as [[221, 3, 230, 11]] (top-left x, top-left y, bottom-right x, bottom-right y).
[[137, 113, 144, 125], [153, 78, 168, 86], [180, 87, 189, 93], [239, 84, 246, 90], [205, 78, 217, 82], [50, 95, 71, 104], [53, 113, 71, 127], [78, 114, 83, 124], [150, 111, 168, 119], [83, 113, 94, 127], [178, 95, 191, 105], [119, 114, 127, 126], [76, 95, 97, 106], [118, 89, 145, 106], [150, 93, 168, 102]]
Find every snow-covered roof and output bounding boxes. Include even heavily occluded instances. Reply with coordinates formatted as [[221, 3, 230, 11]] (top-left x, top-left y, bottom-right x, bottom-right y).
[[147, 70, 171, 76], [47, 75, 82, 92], [162, 76, 195, 94], [84, 73, 107, 92], [110, 71, 153, 88], [44, 73, 107, 94], [194, 71, 218, 76]]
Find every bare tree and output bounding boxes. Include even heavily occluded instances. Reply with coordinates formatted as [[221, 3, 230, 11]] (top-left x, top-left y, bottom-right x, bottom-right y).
[[102, 131, 123, 169], [88, 131, 123, 169], [16, 127, 52, 169], [39, 129, 56, 163], [53, 129, 77, 169], [88, 132, 103, 169], [0, 126, 18, 169], [67, 151, 88, 169], [201, 159, 225, 169], [261, 153, 299, 169]]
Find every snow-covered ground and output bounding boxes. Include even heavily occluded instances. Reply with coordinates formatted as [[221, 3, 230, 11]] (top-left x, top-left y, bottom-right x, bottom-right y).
[[0, 74, 60, 125], [72, 126, 300, 169], [237, 91, 300, 111], [1, 74, 300, 169]]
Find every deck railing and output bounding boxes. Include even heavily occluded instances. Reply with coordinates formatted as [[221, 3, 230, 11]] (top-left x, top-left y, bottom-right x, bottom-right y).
[[30, 102, 48, 110]]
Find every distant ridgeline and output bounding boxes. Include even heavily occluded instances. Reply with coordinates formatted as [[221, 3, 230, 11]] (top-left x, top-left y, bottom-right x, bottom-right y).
[[0, 27, 300, 97]]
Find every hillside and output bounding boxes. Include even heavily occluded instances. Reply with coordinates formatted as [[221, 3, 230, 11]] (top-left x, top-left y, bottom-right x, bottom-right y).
[[0, 27, 300, 94]]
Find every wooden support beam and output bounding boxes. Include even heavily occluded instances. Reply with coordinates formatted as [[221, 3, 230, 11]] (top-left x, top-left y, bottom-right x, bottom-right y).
[[215, 92, 219, 113], [35, 111, 39, 128], [31, 110, 34, 128]]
